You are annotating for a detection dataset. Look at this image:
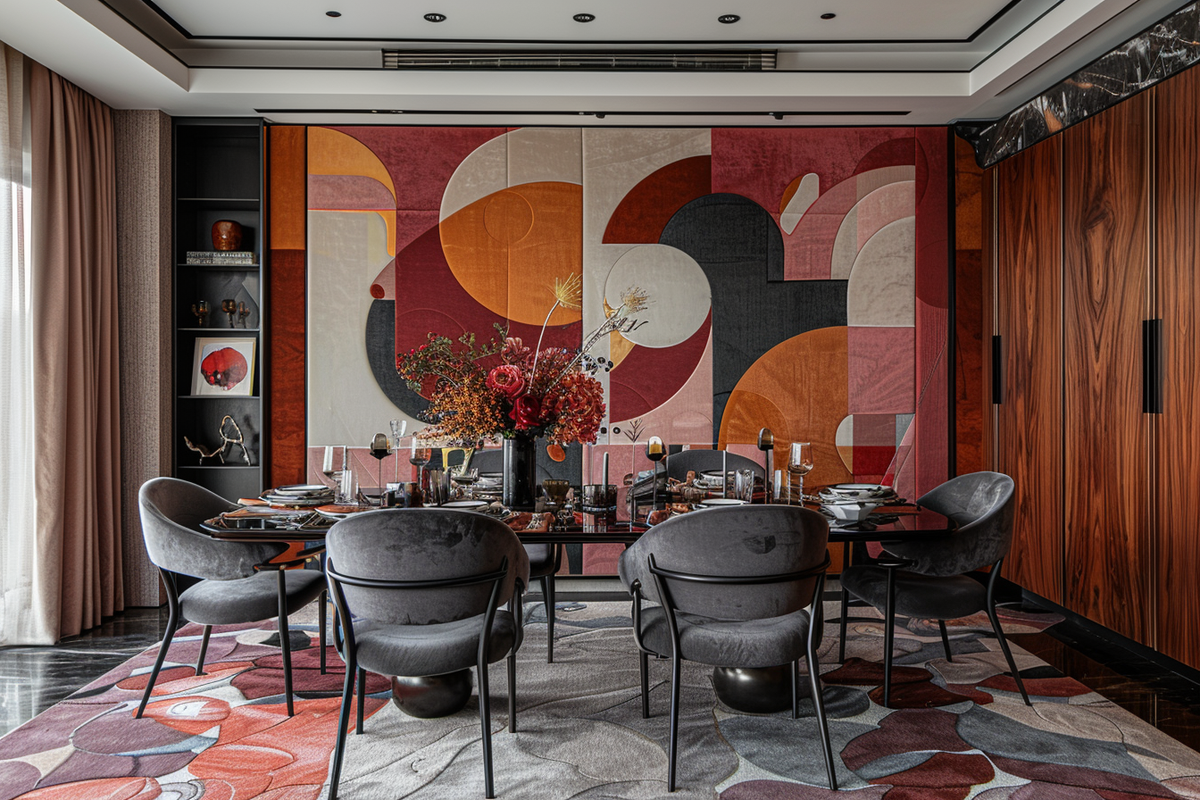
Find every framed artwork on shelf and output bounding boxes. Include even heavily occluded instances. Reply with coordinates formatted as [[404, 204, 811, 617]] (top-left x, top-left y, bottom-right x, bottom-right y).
[[191, 337, 256, 396]]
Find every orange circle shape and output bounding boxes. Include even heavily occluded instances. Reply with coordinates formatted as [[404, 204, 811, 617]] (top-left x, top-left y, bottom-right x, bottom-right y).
[[440, 182, 583, 327], [546, 442, 566, 462]]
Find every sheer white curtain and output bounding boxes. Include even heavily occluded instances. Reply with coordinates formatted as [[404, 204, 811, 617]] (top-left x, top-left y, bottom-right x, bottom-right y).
[[0, 43, 51, 645]]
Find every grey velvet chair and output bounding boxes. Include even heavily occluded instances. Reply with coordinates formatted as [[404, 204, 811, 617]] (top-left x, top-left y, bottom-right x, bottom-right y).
[[839, 471, 1030, 708], [618, 505, 838, 792], [663, 448, 765, 482], [469, 447, 563, 663], [324, 508, 531, 800], [136, 477, 328, 719]]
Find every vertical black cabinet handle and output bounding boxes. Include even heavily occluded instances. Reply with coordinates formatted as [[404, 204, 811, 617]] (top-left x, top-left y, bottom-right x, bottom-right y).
[[1143, 319, 1163, 414], [991, 335, 1003, 405]]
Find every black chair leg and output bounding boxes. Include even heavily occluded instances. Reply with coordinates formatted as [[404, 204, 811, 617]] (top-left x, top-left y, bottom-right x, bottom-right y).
[[195, 625, 212, 676], [542, 575, 555, 663], [807, 632, 839, 791], [136, 596, 178, 719], [319, 590, 328, 675], [667, 652, 682, 792], [987, 601, 1031, 706], [478, 659, 495, 799], [838, 546, 851, 663], [882, 567, 896, 709], [328, 650, 357, 800], [639, 651, 650, 719], [277, 571, 295, 716], [356, 667, 366, 733], [507, 649, 518, 734], [938, 619, 953, 662]]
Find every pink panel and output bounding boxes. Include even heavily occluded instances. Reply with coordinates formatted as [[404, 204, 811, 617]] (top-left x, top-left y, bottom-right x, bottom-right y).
[[610, 330, 714, 445], [330, 127, 506, 211], [308, 175, 395, 210], [855, 182, 915, 251], [784, 214, 840, 280], [914, 128, 950, 494], [848, 327, 915, 414]]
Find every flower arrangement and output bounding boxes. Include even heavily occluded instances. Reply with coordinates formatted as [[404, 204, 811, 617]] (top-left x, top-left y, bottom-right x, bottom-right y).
[[396, 274, 650, 445]]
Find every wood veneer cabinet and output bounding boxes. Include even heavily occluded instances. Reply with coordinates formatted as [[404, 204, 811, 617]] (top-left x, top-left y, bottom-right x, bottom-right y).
[[994, 137, 1063, 604], [1154, 69, 1200, 668], [1061, 94, 1151, 646]]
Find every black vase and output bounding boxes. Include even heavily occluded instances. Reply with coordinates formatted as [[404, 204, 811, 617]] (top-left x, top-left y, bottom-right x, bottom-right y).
[[502, 434, 538, 510]]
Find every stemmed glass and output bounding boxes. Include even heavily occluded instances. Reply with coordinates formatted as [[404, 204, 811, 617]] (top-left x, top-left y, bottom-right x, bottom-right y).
[[646, 436, 665, 510], [409, 439, 432, 490], [389, 420, 407, 482], [787, 442, 814, 504], [369, 433, 390, 502]]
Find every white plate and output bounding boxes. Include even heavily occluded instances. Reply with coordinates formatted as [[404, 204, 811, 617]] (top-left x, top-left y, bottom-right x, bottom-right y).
[[272, 484, 334, 496], [698, 498, 748, 508], [442, 500, 488, 510]]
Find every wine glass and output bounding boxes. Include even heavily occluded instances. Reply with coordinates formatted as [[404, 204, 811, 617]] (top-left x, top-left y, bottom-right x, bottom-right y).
[[787, 442, 814, 503], [369, 433, 390, 502], [389, 420, 407, 481], [409, 440, 432, 489]]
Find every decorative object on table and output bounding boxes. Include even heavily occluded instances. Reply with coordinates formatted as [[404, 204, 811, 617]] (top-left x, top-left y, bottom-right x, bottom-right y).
[[211, 219, 243, 250], [787, 441, 813, 503], [220, 298, 237, 328], [183, 435, 224, 465], [191, 299, 210, 328], [397, 273, 648, 510], [236, 301, 250, 328], [646, 435, 665, 510], [757, 427, 774, 501], [191, 337, 255, 396], [408, 438, 432, 492], [185, 250, 255, 266]]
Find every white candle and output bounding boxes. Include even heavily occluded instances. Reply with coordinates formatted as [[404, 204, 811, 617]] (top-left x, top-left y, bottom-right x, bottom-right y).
[[322, 446, 333, 474], [602, 451, 609, 487], [722, 449, 728, 498]]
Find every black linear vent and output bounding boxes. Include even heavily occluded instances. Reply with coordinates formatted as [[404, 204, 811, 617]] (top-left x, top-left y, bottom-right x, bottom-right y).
[[382, 49, 777, 71]]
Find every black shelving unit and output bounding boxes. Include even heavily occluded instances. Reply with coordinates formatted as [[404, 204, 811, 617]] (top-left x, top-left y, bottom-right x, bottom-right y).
[[173, 118, 267, 502]]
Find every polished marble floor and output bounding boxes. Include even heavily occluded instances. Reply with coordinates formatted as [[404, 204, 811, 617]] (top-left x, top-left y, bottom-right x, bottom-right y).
[[3, 592, 1200, 752]]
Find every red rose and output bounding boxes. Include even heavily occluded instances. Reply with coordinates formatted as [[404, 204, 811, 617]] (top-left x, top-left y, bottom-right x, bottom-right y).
[[486, 364, 525, 398], [510, 394, 543, 429]]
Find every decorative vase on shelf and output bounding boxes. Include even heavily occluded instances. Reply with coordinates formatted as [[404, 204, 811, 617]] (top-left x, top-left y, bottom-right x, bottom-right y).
[[502, 434, 538, 510], [211, 220, 243, 251]]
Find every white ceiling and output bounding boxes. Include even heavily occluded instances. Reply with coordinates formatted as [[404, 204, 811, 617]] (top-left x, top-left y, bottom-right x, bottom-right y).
[[0, 0, 1187, 126]]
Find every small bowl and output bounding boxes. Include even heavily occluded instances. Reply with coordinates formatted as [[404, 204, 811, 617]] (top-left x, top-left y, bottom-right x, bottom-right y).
[[698, 498, 748, 509], [820, 501, 882, 522], [442, 500, 488, 511]]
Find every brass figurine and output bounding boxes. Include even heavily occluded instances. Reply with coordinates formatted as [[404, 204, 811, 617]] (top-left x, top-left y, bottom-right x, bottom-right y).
[[183, 414, 251, 465], [191, 300, 210, 328], [221, 299, 237, 328], [237, 301, 250, 328]]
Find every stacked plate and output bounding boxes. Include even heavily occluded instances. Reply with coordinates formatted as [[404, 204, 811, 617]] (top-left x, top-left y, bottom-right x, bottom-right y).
[[262, 484, 336, 507], [818, 483, 899, 503]]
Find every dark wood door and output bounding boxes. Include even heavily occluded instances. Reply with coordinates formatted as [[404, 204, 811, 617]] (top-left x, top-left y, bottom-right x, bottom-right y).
[[1062, 93, 1151, 645], [1155, 71, 1200, 668], [994, 137, 1063, 603]]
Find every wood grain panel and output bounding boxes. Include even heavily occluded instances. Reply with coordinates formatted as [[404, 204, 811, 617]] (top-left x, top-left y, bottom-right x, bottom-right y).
[[1155, 71, 1200, 668], [994, 137, 1063, 604], [1063, 94, 1151, 644]]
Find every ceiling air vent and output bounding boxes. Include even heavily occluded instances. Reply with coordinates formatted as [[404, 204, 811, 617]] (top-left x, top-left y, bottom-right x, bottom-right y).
[[382, 49, 777, 71]]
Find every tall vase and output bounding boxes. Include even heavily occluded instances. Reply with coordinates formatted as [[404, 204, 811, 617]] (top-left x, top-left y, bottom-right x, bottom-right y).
[[502, 434, 538, 510]]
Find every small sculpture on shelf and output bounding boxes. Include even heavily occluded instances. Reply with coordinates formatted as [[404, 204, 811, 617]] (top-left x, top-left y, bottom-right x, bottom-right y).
[[221, 299, 237, 328], [182, 415, 252, 465], [191, 300, 210, 328], [211, 219, 243, 251], [237, 301, 250, 328]]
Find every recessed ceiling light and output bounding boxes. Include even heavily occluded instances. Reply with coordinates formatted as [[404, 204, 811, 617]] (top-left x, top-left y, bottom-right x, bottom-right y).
[[573, 13, 595, 23], [820, 12, 836, 20], [718, 14, 740, 24], [326, 10, 341, 17], [424, 12, 446, 22]]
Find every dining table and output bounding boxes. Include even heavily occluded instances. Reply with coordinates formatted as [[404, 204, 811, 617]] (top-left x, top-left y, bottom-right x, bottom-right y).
[[198, 492, 956, 716]]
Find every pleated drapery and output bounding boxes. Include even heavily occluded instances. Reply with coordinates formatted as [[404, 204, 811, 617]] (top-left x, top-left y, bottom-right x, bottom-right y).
[[29, 62, 123, 639]]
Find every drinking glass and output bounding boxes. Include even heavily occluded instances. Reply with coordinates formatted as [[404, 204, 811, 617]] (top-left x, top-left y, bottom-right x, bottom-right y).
[[389, 419, 407, 481], [410, 441, 432, 489], [735, 469, 755, 502], [787, 442, 814, 503]]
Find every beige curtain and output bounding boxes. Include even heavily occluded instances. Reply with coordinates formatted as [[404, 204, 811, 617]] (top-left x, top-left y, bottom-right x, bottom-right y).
[[30, 62, 123, 639]]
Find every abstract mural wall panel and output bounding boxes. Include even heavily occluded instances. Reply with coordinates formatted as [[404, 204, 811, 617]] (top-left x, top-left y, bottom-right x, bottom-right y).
[[298, 126, 951, 570]]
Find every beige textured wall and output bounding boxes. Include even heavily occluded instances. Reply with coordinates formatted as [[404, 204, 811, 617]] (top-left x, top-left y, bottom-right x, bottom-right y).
[[113, 110, 171, 607]]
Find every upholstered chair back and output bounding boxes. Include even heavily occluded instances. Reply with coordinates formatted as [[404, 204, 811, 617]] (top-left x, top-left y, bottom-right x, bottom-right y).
[[325, 508, 531, 626], [618, 505, 828, 620], [663, 449, 765, 482], [886, 471, 1016, 577], [138, 477, 286, 580]]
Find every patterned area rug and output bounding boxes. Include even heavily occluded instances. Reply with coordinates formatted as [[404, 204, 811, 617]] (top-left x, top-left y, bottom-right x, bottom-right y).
[[2, 599, 1199, 799]]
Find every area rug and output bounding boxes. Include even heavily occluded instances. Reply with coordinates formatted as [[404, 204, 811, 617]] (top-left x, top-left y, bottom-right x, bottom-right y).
[[2, 599, 1199, 799]]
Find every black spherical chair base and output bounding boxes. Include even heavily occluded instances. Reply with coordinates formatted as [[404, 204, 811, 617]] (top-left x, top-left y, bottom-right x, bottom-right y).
[[390, 669, 474, 718], [712, 665, 803, 714]]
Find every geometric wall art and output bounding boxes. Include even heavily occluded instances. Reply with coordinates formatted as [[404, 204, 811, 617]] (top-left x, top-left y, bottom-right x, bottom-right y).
[[300, 125, 950, 505]]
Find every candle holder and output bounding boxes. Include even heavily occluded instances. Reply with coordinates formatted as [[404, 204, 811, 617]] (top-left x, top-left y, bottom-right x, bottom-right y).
[[646, 435, 665, 510], [221, 299, 237, 328], [757, 427, 775, 502], [237, 301, 250, 328], [191, 300, 210, 328]]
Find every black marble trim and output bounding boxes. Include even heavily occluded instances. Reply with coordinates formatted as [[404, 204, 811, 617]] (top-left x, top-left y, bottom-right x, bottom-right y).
[[956, 0, 1200, 168]]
